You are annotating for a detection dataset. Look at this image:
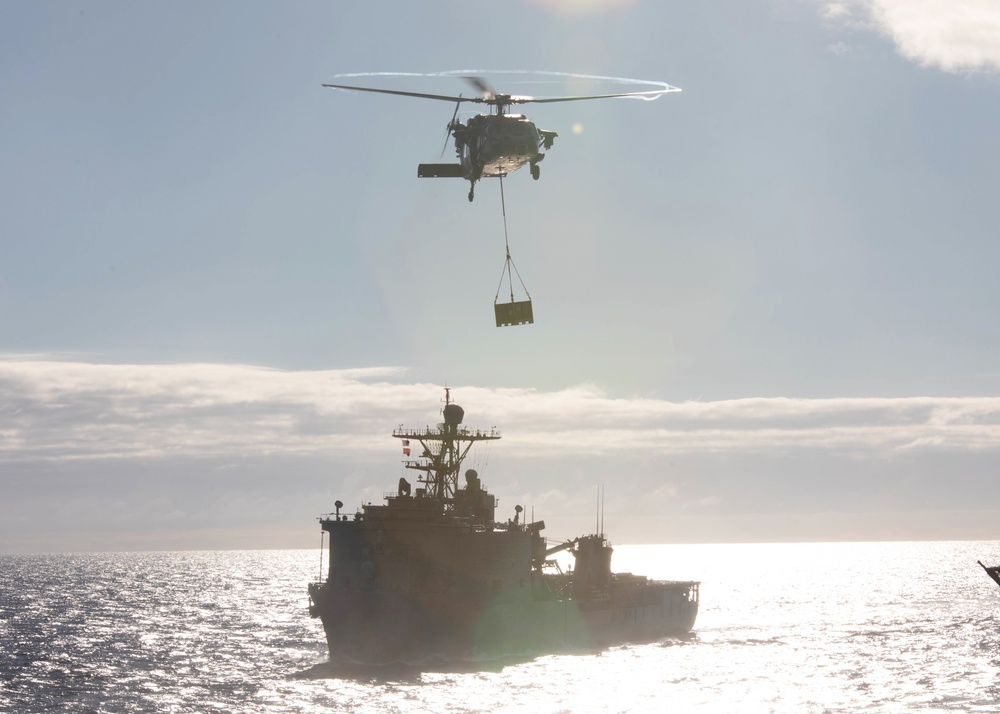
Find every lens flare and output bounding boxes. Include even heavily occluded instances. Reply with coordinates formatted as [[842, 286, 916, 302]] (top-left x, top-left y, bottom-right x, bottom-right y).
[[523, 0, 639, 17]]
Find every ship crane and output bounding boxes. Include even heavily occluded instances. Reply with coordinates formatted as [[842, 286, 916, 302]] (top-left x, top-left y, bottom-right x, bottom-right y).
[[544, 538, 580, 558]]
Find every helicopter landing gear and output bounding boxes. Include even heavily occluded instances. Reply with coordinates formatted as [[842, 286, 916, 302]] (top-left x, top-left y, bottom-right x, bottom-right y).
[[530, 163, 540, 180]]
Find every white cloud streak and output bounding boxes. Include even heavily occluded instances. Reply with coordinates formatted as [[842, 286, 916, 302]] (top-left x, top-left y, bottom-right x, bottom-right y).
[[2, 356, 999, 463], [821, 0, 1000, 73]]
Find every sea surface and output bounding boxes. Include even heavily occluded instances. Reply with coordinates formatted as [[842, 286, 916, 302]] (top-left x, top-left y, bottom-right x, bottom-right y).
[[3, 541, 1000, 713]]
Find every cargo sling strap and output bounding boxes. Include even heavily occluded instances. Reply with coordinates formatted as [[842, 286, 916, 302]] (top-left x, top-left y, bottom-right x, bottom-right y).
[[494, 175, 534, 327]]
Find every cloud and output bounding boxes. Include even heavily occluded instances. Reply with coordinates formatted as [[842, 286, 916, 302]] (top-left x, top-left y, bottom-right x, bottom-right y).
[[821, 0, 1000, 73], [822, 3, 855, 21], [2, 356, 999, 464]]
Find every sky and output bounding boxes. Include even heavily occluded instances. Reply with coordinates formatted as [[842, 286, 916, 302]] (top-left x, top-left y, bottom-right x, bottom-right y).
[[2, 0, 1000, 553]]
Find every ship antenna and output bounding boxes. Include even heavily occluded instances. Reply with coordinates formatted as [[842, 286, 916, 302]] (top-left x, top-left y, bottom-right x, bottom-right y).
[[601, 486, 604, 538]]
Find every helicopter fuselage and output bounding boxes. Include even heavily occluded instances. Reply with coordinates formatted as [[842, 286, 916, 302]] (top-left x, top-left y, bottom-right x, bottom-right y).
[[457, 114, 547, 178], [423, 113, 557, 200]]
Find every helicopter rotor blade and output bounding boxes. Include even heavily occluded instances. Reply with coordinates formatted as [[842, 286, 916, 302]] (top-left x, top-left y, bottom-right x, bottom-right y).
[[321, 83, 487, 104], [508, 87, 681, 104], [463, 76, 495, 101], [323, 81, 681, 108]]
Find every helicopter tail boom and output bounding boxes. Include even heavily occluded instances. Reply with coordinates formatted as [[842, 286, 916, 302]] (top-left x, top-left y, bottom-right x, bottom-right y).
[[417, 163, 465, 178]]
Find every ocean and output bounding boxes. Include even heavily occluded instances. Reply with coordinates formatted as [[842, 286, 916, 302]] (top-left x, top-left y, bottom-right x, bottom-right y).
[[2, 541, 999, 713]]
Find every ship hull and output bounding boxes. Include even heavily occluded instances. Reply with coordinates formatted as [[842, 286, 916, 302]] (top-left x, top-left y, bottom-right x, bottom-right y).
[[308, 578, 698, 664]]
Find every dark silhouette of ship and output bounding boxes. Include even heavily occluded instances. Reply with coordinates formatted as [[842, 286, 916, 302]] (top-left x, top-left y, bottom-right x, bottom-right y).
[[978, 561, 1000, 589], [308, 390, 699, 663]]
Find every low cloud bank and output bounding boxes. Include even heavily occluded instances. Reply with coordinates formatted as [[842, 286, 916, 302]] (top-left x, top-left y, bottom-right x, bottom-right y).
[[2, 356, 998, 463]]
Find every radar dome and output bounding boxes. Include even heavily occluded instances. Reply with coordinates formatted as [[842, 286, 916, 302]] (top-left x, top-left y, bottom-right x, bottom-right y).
[[443, 403, 465, 425]]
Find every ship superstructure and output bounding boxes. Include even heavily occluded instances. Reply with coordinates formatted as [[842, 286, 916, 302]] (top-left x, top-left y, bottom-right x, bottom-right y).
[[308, 390, 698, 663]]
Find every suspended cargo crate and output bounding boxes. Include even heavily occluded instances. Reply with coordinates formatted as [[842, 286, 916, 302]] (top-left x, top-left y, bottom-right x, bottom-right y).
[[493, 176, 533, 328], [495, 298, 534, 327]]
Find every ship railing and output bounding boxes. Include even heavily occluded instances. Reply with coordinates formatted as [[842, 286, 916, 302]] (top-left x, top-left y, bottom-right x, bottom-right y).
[[384, 490, 443, 503], [319, 513, 352, 524], [649, 580, 700, 602], [392, 426, 502, 439]]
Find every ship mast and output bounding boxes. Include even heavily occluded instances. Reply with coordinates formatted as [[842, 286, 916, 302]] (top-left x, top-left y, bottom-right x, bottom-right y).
[[392, 389, 501, 505]]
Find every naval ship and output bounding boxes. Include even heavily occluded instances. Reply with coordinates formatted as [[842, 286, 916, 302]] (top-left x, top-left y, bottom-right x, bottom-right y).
[[308, 390, 699, 663]]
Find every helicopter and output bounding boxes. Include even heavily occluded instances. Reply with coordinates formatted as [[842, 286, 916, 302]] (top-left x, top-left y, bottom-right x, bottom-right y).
[[322, 75, 680, 202]]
